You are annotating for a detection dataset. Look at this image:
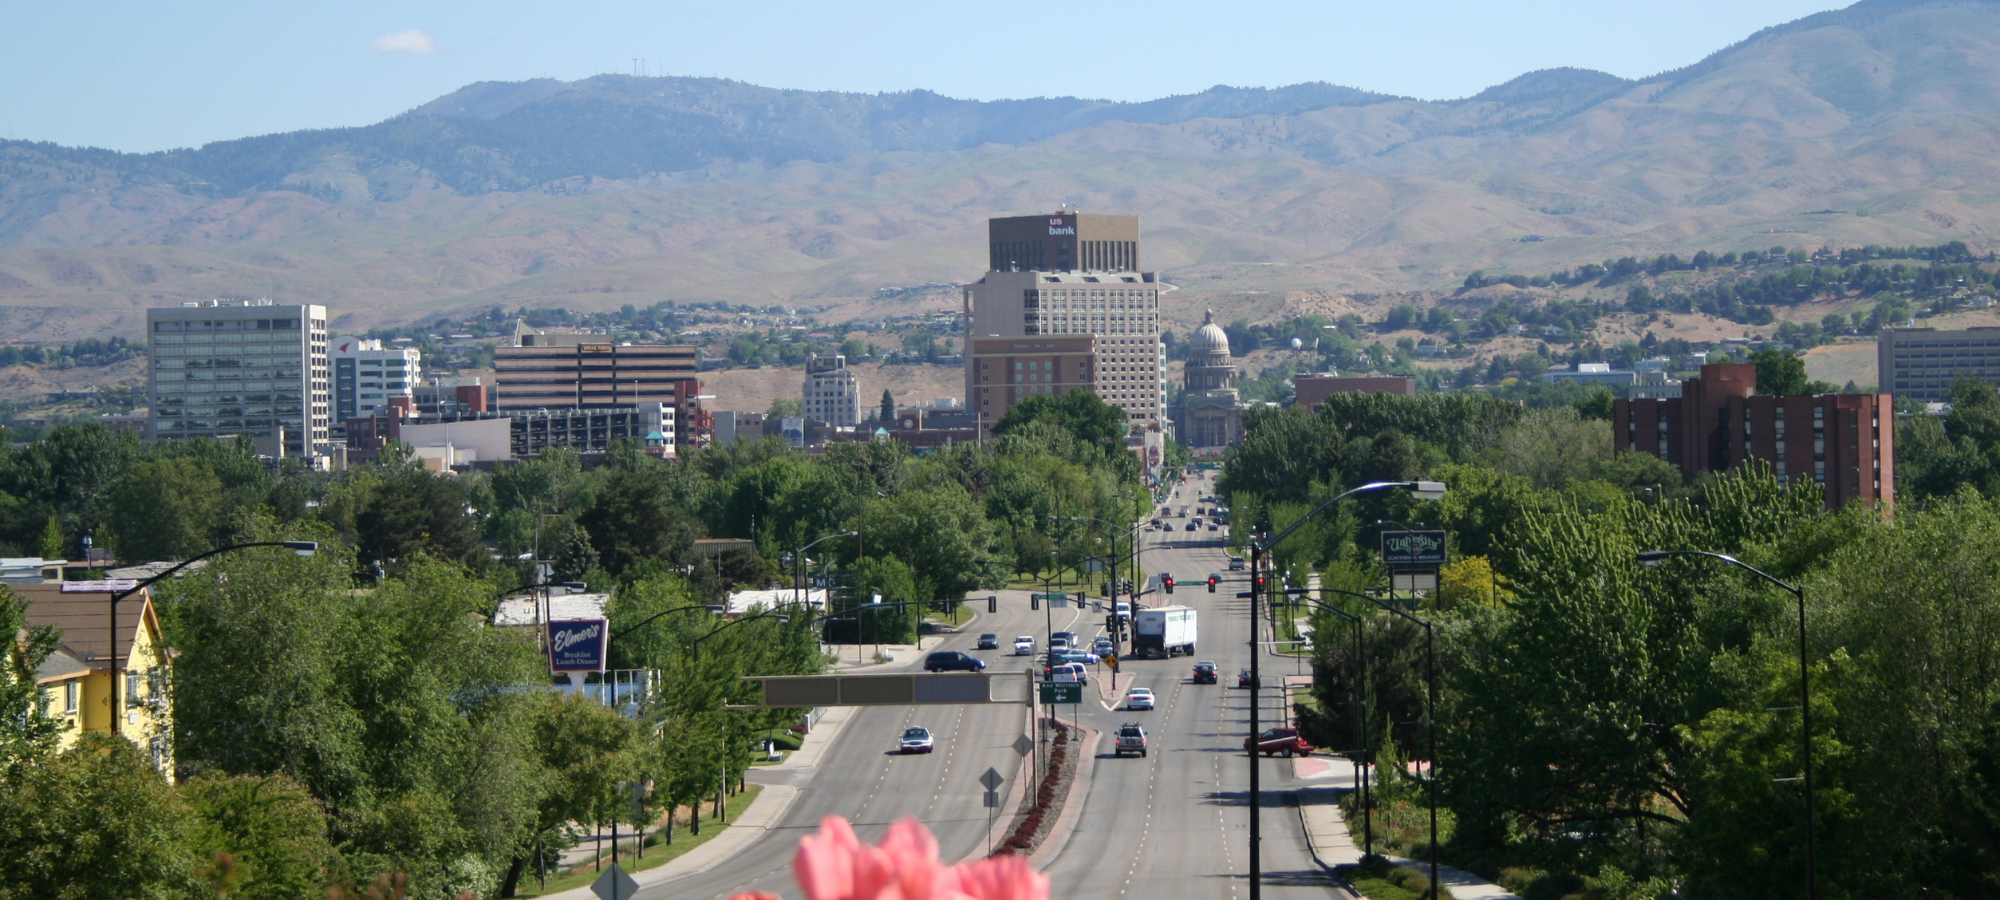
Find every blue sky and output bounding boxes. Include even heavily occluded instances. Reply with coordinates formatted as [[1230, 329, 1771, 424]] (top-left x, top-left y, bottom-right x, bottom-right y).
[[2, 0, 1844, 153]]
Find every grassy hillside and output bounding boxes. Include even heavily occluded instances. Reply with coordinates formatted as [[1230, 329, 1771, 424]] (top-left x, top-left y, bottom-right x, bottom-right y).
[[5, 1, 2000, 340]]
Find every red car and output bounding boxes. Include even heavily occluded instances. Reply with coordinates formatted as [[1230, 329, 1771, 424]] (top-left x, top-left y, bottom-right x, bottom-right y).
[[1245, 727, 1314, 757]]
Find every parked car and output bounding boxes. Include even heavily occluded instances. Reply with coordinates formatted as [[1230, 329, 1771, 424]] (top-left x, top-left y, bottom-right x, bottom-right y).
[[1192, 661, 1219, 684], [1244, 727, 1314, 757], [1124, 687, 1155, 710], [901, 726, 935, 754], [976, 633, 999, 650], [1114, 723, 1148, 757], [1013, 635, 1036, 655], [925, 651, 986, 673], [1228, 556, 1246, 570]]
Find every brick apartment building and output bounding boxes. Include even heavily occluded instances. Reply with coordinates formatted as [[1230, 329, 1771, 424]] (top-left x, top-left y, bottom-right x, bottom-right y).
[[1611, 363, 1893, 510]]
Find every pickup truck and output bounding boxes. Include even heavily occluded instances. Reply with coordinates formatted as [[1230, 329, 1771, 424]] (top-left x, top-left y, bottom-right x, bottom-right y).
[[1244, 727, 1314, 757], [1114, 723, 1148, 757]]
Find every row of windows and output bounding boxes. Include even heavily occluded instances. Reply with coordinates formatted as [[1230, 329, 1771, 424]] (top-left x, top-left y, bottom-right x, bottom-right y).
[[152, 318, 301, 331]]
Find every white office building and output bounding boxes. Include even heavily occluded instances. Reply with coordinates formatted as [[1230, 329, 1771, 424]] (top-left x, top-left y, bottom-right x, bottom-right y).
[[147, 300, 330, 457], [333, 339, 422, 422]]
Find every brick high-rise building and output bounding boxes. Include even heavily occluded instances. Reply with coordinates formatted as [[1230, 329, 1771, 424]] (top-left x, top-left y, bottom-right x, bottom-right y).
[[963, 212, 1168, 431], [1612, 363, 1893, 510]]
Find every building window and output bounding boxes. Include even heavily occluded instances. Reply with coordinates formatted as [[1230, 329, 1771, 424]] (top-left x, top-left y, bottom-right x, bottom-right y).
[[64, 681, 78, 715]]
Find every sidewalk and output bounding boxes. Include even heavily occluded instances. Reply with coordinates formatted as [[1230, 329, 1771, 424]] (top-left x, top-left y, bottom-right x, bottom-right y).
[[539, 705, 862, 900], [1295, 785, 1520, 900]]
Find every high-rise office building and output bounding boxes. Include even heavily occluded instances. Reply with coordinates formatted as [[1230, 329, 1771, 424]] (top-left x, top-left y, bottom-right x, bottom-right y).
[[962, 212, 1169, 429], [332, 339, 422, 423], [804, 352, 861, 426], [147, 300, 330, 457]]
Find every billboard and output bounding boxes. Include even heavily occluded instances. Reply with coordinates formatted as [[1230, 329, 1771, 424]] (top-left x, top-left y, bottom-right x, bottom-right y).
[[548, 619, 608, 672], [1381, 530, 1448, 567]]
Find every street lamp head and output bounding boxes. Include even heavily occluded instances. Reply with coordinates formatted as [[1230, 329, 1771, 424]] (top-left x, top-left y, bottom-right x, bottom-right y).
[[706, 604, 727, 615], [1408, 481, 1447, 501], [283, 541, 319, 557], [1636, 550, 1670, 567]]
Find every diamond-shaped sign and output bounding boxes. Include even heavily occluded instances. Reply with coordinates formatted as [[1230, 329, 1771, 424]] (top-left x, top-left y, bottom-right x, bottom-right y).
[[592, 863, 638, 900], [980, 766, 1005, 791], [1013, 735, 1035, 756]]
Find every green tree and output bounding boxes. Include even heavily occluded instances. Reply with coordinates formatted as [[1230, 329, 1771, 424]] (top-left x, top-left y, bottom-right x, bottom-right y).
[[857, 483, 1005, 607], [182, 774, 338, 900], [879, 388, 895, 424], [499, 695, 636, 897], [0, 588, 62, 767], [767, 397, 803, 421], [104, 457, 226, 561], [1749, 348, 1833, 397], [0, 733, 204, 900], [580, 455, 699, 574], [353, 467, 482, 569], [991, 388, 1129, 449]]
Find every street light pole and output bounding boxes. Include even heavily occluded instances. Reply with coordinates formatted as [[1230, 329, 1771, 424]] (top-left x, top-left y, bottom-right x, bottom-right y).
[[104, 540, 318, 740], [1639, 549, 1816, 900], [1245, 481, 1444, 900]]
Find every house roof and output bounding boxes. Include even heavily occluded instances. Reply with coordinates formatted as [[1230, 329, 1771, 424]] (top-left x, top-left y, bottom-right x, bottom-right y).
[[10, 583, 158, 669], [35, 647, 89, 684]]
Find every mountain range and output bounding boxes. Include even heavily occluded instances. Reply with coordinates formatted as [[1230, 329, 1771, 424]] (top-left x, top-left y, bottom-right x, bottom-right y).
[[4, 0, 2000, 340]]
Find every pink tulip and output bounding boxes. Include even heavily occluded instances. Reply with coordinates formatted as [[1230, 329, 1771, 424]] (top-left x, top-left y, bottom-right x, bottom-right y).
[[729, 816, 1048, 900]]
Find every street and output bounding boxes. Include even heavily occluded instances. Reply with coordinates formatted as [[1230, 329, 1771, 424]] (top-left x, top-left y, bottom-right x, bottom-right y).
[[642, 471, 1346, 899]]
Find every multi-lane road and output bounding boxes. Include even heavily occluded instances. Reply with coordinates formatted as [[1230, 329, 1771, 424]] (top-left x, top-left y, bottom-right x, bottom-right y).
[[641, 470, 1347, 900]]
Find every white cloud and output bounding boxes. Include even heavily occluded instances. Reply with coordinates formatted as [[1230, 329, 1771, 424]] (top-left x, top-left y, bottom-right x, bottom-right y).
[[367, 29, 437, 55]]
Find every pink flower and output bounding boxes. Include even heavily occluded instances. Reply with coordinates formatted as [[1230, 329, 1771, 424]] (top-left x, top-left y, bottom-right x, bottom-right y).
[[733, 816, 1048, 900]]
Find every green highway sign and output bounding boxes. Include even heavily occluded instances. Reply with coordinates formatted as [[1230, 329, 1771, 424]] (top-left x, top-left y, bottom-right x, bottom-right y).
[[1039, 682, 1083, 704]]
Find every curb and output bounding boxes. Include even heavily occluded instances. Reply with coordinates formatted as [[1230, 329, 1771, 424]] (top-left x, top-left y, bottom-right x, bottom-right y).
[[1027, 721, 1100, 870]]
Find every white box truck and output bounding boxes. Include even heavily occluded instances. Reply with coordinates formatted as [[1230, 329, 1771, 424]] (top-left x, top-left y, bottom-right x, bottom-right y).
[[1132, 606, 1197, 658]]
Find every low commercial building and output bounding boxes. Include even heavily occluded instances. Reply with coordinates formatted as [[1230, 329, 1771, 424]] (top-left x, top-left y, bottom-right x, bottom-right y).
[[1543, 363, 1637, 388], [1292, 375, 1415, 412], [346, 403, 676, 463], [1877, 326, 2000, 402], [19, 583, 174, 773], [1612, 363, 1893, 510]]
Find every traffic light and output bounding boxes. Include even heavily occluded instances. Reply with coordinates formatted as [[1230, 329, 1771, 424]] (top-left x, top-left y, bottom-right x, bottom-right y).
[[1253, 574, 1266, 591], [989, 595, 998, 613], [1031, 594, 1040, 611], [1163, 575, 1175, 594], [1106, 615, 1119, 632], [1207, 574, 1218, 593]]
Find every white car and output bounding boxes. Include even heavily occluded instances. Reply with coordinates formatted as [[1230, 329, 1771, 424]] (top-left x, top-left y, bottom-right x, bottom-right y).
[[1124, 688, 1155, 711], [1013, 635, 1036, 655], [900, 726, 934, 754]]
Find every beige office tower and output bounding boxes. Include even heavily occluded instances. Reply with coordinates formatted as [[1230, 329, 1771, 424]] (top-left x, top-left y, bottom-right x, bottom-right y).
[[963, 212, 1168, 431]]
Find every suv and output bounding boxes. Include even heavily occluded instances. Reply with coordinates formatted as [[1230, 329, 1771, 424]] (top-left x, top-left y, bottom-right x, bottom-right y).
[[1192, 661, 1219, 684], [1228, 556, 1246, 571], [1013, 635, 1036, 655], [976, 633, 999, 650], [1052, 631, 1079, 649], [1245, 727, 1314, 757], [924, 651, 986, 673], [1048, 662, 1088, 684], [1114, 723, 1148, 757]]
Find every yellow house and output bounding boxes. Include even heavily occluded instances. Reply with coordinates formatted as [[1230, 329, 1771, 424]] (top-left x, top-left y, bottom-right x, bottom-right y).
[[20, 583, 174, 774]]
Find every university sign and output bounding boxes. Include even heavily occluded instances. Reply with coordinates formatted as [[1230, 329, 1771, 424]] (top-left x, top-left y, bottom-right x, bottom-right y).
[[1380, 530, 1448, 567], [548, 618, 608, 672]]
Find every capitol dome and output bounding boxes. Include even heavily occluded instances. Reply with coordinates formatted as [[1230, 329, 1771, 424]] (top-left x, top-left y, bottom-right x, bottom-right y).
[[1190, 310, 1230, 357]]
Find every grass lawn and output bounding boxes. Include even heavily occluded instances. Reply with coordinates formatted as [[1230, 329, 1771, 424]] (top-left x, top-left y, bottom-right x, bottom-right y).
[[511, 784, 765, 898]]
